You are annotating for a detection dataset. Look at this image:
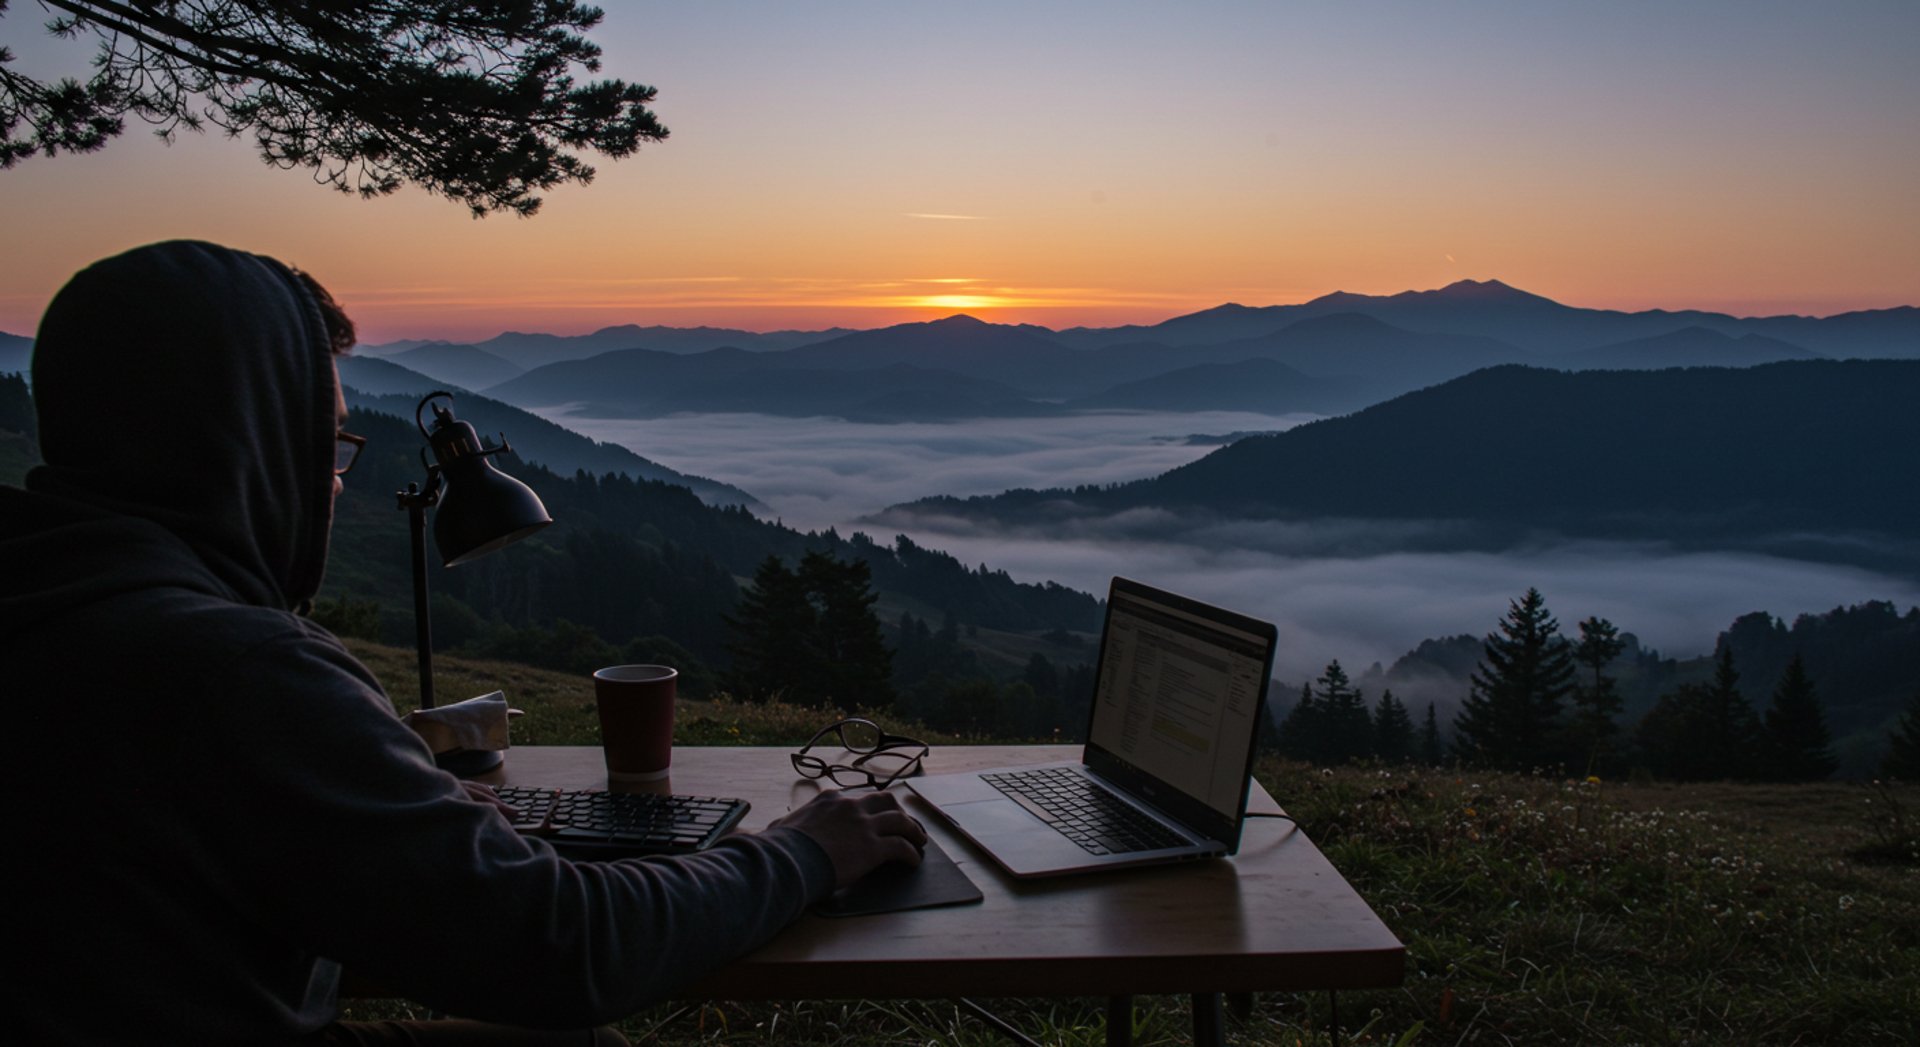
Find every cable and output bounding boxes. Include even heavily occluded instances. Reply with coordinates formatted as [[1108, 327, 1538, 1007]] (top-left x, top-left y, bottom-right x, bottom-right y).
[[1244, 810, 1299, 844]]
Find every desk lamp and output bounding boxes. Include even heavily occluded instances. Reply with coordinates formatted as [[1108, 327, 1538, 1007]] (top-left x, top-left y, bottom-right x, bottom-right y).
[[397, 391, 552, 773]]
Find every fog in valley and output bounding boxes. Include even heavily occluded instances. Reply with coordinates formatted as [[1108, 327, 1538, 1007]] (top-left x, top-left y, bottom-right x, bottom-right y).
[[542, 407, 1920, 689]]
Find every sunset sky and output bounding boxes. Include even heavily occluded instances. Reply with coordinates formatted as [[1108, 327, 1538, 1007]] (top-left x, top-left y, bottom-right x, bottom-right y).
[[2, 1, 1916, 343]]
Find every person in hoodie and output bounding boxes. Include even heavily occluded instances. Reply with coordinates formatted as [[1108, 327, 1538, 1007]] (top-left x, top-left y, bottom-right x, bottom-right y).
[[0, 241, 928, 1046]]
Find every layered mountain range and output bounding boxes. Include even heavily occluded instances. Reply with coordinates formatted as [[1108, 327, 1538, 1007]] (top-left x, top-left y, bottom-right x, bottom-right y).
[[10, 279, 1908, 421], [333, 279, 1918, 421]]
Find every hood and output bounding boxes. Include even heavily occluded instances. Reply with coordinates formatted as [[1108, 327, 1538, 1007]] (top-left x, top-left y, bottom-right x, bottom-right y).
[[21, 241, 337, 610], [0, 485, 234, 635]]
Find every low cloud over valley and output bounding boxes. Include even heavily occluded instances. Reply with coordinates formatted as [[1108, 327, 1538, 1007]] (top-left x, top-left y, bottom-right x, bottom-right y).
[[546, 407, 1920, 688]]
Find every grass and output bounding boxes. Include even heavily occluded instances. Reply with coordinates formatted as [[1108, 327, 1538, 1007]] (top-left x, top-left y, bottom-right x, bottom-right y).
[[339, 642, 1920, 1044]]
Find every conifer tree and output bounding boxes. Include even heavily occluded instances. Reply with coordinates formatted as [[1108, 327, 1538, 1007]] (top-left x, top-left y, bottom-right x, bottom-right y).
[[799, 551, 895, 710], [725, 551, 894, 709], [1454, 588, 1576, 770], [1698, 647, 1762, 779], [1568, 616, 1626, 776], [1277, 682, 1321, 762], [1316, 661, 1374, 765], [1372, 689, 1414, 764], [1881, 690, 1920, 780], [1634, 683, 1712, 781], [1421, 702, 1444, 765], [1761, 653, 1837, 781], [723, 556, 816, 703], [1, 2, 667, 216]]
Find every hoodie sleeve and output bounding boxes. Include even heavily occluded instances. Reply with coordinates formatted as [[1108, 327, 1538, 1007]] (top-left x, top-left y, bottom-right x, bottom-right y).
[[192, 628, 836, 1028]]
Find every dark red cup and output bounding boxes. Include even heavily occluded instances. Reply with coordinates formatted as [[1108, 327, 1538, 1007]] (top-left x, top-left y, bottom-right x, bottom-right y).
[[591, 665, 677, 783]]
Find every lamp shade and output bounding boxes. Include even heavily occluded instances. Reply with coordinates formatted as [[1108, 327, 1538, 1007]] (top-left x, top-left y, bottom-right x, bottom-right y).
[[423, 403, 553, 566]]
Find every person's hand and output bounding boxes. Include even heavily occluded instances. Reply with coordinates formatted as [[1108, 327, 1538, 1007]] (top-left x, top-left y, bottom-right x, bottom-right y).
[[768, 789, 928, 889], [461, 780, 517, 821]]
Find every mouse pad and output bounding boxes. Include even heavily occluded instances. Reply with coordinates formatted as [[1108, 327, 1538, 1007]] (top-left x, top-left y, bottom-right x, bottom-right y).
[[813, 835, 982, 917]]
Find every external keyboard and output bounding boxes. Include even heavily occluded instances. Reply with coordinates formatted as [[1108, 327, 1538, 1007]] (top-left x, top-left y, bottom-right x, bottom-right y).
[[981, 767, 1186, 855], [492, 785, 750, 859]]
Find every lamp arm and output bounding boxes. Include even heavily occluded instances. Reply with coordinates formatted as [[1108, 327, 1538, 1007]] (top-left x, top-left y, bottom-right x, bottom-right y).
[[397, 466, 444, 711]]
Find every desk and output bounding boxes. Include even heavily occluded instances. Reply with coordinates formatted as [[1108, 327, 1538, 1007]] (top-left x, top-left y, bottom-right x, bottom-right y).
[[488, 745, 1403, 1044]]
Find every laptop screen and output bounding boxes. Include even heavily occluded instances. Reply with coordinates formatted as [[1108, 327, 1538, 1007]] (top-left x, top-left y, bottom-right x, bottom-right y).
[[1084, 578, 1276, 837]]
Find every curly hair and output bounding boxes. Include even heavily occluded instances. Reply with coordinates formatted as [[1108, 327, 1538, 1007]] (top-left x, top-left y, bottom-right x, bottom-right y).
[[290, 268, 357, 355]]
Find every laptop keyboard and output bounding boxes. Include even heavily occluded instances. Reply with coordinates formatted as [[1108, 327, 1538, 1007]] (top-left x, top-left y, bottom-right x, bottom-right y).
[[492, 785, 749, 858], [980, 767, 1187, 855]]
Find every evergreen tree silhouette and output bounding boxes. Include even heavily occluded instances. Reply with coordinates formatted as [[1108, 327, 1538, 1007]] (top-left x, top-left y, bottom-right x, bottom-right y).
[[1316, 661, 1374, 765], [1278, 682, 1321, 762], [0, 3, 667, 216], [1454, 588, 1576, 770], [799, 551, 896, 711], [1634, 653, 1762, 782], [1421, 702, 1445, 765], [1372, 689, 1414, 764], [1568, 616, 1626, 775], [1882, 690, 1920, 780], [1699, 647, 1762, 779], [723, 556, 818, 703], [1761, 653, 1837, 781]]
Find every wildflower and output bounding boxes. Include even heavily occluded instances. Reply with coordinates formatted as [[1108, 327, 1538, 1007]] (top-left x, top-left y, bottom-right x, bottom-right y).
[[1465, 807, 1477, 817], [1585, 775, 1601, 784], [1839, 895, 1855, 911]]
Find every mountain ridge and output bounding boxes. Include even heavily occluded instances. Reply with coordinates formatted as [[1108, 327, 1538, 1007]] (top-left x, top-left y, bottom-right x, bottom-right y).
[[881, 360, 1920, 577], [335, 356, 764, 509]]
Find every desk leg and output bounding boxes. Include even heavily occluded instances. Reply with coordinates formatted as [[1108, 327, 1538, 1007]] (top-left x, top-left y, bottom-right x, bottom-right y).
[[1192, 992, 1225, 1047], [1105, 995, 1132, 1047]]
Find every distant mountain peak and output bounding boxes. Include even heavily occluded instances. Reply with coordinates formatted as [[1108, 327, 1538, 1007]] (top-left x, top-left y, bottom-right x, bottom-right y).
[[1439, 277, 1517, 294], [926, 313, 989, 328], [1425, 278, 1552, 304], [1306, 279, 1552, 310], [1189, 302, 1262, 316]]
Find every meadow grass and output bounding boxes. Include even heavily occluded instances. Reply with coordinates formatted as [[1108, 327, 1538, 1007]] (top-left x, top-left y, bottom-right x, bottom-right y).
[[339, 643, 1920, 1044]]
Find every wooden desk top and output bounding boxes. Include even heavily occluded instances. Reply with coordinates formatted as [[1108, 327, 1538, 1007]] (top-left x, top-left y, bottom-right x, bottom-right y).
[[488, 745, 1404, 999]]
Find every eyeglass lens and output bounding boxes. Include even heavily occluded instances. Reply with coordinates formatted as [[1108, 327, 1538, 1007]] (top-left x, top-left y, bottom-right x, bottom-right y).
[[334, 433, 364, 475], [792, 719, 927, 789], [834, 719, 883, 751]]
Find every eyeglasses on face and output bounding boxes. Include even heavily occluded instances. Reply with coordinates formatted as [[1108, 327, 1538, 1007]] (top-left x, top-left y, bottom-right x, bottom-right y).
[[334, 431, 366, 476], [791, 717, 928, 790]]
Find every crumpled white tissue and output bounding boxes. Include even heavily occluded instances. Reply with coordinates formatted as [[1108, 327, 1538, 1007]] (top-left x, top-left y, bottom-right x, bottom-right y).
[[404, 691, 522, 754]]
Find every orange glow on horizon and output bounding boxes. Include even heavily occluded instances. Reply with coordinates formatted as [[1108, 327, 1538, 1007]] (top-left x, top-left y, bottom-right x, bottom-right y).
[[259, 273, 1920, 345]]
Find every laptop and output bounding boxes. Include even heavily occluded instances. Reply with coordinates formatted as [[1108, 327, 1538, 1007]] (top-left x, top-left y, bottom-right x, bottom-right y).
[[908, 577, 1277, 878]]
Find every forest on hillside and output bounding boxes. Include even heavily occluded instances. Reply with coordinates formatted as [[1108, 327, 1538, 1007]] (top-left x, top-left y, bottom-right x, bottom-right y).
[[311, 405, 1101, 715]]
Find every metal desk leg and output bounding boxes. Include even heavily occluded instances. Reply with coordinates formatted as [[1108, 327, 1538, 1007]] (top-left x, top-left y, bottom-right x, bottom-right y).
[[1192, 992, 1225, 1047], [1106, 995, 1133, 1047]]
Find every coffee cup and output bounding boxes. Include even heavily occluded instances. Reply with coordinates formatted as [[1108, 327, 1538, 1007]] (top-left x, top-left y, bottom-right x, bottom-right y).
[[591, 665, 677, 783]]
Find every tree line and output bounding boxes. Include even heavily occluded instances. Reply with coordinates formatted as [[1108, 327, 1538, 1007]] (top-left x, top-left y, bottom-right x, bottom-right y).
[[1275, 587, 1920, 782], [719, 552, 1097, 740]]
